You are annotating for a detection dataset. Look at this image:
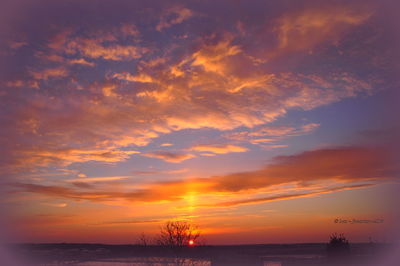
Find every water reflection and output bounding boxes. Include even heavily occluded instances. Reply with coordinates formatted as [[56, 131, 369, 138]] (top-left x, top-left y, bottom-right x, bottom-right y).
[[264, 262, 282, 266]]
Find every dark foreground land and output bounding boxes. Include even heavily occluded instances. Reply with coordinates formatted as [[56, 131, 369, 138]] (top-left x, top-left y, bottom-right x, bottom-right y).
[[8, 243, 394, 266]]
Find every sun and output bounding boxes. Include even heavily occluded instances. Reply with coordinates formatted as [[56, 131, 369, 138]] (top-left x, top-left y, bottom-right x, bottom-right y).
[[188, 240, 194, 246]]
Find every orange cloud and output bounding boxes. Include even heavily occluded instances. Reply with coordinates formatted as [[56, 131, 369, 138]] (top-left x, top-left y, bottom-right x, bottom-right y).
[[5, 80, 39, 89], [156, 6, 193, 31], [191, 35, 241, 75], [9, 146, 396, 206], [47, 28, 148, 61], [68, 58, 95, 66], [5, 25, 376, 171], [113, 72, 154, 83], [143, 151, 195, 163], [120, 24, 139, 37], [102, 83, 118, 97], [132, 168, 188, 176], [40, 202, 68, 208], [210, 146, 393, 192], [95, 219, 161, 226], [225, 123, 319, 145], [66, 38, 148, 61], [160, 143, 173, 147], [66, 176, 130, 183], [30, 67, 69, 80], [8, 66, 373, 170], [16, 148, 139, 167], [190, 144, 248, 154], [275, 5, 372, 53], [199, 183, 375, 208]]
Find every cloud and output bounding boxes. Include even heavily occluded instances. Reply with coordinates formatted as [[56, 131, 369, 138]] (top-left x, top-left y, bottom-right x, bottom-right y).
[[34, 52, 95, 67], [11, 214, 77, 226], [210, 146, 395, 192], [65, 38, 148, 61], [30, 67, 69, 80], [120, 24, 140, 37], [16, 148, 139, 167], [274, 5, 372, 53], [143, 151, 195, 163], [9, 146, 397, 206], [9, 41, 28, 50], [191, 35, 241, 75], [5, 80, 39, 89], [132, 168, 188, 175], [1, 3, 382, 172], [4, 58, 380, 171], [102, 83, 118, 97], [47, 27, 148, 61], [95, 219, 161, 226], [71, 182, 94, 189], [225, 123, 319, 145], [68, 58, 95, 66], [112, 72, 154, 83], [40, 202, 68, 208], [66, 176, 130, 183], [200, 183, 375, 208], [160, 143, 173, 147], [261, 144, 289, 149], [156, 6, 193, 31], [190, 144, 248, 154]]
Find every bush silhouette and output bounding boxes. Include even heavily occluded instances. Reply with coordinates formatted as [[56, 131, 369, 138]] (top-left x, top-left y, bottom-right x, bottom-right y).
[[157, 220, 200, 248], [327, 233, 350, 258]]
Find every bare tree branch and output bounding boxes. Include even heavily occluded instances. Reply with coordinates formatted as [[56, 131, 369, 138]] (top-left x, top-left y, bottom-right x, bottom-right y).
[[157, 220, 200, 247]]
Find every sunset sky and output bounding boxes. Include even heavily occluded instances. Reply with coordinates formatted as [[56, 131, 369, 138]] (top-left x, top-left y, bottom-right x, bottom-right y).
[[0, 0, 399, 245]]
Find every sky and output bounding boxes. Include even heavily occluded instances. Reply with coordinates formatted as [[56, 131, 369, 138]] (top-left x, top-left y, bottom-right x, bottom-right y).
[[0, 0, 399, 245]]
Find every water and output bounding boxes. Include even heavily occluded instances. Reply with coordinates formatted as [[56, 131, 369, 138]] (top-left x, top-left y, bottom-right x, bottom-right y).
[[264, 262, 282, 266]]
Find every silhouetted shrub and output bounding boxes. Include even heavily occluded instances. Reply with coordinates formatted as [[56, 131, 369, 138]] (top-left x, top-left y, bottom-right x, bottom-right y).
[[327, 233, 350, 259]]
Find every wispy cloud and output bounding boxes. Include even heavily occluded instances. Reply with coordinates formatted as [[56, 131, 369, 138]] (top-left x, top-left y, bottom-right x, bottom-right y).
[[274, 5, 372, 53], [224, 123, 319, 146], [30, 67, 69, 81], [47, 26, 148, 61], [199, 183, 375, 208], [68, 58, 95, 66], [9, 146, 397, 205], [66, 176, 131, 183], [190, 144, 248, 154], [132, 168, 188, 176], [40, 202, 68, 208], [143, 151, 195, 163], [4, 22, 376, 171], [160, 143, 173, 147], [95, 219, 161, 226], [156, 6, 193, 31], [16, 148, 139, 167]]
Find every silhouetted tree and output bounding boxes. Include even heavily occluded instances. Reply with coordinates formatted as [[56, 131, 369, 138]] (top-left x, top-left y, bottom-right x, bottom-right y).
[[327, 233, 350, 259], [136, 232, 150, 246], [157, 220, 200, 248]]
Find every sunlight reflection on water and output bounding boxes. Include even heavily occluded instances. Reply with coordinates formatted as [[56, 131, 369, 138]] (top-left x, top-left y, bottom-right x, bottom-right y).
[[264, 262, 282, 266]]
